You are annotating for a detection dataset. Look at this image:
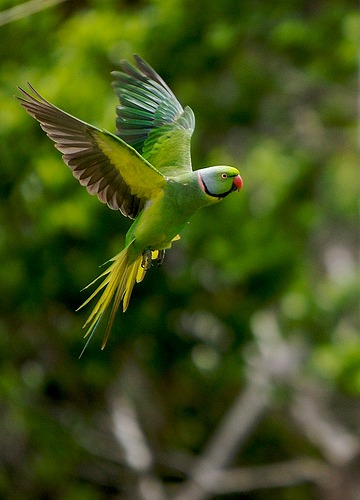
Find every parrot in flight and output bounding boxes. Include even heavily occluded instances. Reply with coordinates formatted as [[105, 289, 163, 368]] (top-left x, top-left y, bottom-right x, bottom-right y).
[[18, 55, 243, 351]]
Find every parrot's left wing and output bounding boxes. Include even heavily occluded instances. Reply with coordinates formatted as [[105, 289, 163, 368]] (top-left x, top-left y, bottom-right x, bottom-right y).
[[18, 85, 165, 218], [112, 55, 195, 176]]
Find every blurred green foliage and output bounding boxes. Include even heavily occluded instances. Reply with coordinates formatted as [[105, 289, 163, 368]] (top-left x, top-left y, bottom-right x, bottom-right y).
[[0, 0, 358, 498]]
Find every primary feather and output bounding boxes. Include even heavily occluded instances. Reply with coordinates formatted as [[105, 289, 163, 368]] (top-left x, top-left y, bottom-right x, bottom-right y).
[[112, 54, 195, 175], [17, 83, 165, 218]]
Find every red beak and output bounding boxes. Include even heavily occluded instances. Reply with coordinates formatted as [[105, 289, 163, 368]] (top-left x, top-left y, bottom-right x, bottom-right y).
[[233, 174, 243, 191]]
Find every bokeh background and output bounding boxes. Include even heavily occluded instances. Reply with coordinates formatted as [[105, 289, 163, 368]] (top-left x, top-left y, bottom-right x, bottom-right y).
[[0, 0, 359, 498]]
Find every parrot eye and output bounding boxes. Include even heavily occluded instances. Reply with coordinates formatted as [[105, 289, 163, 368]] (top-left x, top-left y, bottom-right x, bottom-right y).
[[221, 173, 228, 179]]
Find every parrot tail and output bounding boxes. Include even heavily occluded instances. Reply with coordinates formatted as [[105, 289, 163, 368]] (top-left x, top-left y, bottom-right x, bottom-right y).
[[77, 243, 146, 353]]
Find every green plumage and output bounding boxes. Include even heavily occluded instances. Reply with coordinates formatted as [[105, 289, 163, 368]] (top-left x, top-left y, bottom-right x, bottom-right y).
[[17, 55, 242, 351]]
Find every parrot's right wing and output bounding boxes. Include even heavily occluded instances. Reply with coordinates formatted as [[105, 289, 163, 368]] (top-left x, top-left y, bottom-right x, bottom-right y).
[[18, 84, 165, 219]]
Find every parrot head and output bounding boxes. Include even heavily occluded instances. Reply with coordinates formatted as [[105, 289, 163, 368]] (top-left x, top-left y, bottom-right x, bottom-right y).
[[198, 166, 243, 199]]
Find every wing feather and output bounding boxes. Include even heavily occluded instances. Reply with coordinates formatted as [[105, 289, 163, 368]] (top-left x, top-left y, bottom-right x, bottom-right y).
[[112, 55, 195, 175], [18, 84, 165, 218]]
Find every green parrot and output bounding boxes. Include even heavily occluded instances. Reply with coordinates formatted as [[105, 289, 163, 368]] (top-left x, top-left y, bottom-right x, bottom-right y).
[[18, 55, 243, 350]]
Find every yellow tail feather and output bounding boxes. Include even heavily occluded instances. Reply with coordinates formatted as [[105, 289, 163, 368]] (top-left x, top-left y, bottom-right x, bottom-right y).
[[77, 245, 144, 349], [77, 237, 180, 352]]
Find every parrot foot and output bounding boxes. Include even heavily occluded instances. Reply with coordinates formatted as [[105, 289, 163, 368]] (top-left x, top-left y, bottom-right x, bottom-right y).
[[156, 250, 165, 267], [141, 248, 166, 270], [141, 249, 152, 270]]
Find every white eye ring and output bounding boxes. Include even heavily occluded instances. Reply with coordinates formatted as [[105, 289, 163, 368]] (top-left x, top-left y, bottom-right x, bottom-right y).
[[221, 173, 228, 179]]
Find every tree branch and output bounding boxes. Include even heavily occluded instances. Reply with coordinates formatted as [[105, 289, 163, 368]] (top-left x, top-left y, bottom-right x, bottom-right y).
[[0, 0, 67, 27]]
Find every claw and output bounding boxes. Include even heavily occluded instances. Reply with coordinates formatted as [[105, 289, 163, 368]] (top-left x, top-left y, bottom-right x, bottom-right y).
[[141, 248, 152, 270], [142, 248, 166, 270], [156, 250, 165, 267]]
